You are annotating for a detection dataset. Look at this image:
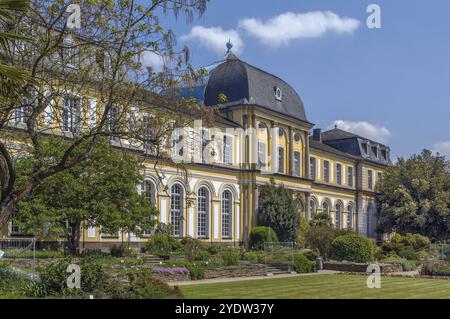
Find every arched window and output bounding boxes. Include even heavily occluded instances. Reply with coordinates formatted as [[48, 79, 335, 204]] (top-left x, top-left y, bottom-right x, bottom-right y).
[[322, 201, 330, 215], [335, 203, 342, 229], [347, 204, 354, 229], [170, 184, 184, 237], [309, 198, 317, 221], [141, 180, 155, 205], [277, 147, 284, 173], [197, 187, 209, 238], [221, 190, 233, 239]]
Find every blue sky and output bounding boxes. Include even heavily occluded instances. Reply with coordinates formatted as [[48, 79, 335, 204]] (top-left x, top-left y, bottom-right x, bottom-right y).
[[154, 0, 450, 160]]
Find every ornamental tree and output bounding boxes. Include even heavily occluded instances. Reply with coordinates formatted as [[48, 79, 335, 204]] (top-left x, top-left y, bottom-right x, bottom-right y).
[[15, 137, 158, 254], [378, 149, 450, 241], [258, 181, 299, 243], [0, 0, 210, 228]]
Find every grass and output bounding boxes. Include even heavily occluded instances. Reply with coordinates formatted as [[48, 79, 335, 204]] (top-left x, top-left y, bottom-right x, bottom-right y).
[[180, 274, 450, 299]]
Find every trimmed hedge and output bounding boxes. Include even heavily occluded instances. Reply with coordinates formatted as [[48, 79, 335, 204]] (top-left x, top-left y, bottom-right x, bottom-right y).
[[330, 234, 376, 263], [249, 226, 279, 250], [291, 254, 317, 273]]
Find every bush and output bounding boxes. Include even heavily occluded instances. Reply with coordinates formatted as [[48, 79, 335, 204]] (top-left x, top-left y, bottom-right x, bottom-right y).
[[108, 270, 184, 299], [145, 233, 183, 257], [36, 257, 72, 296], [330, 234, 376, 263], [380, 233, 430, 261], [242, 251, 266, 264], [181, 237, 205, 262], [249, 226, 279, 251], [186, 264, 205, 280], [422, 263, 450, 276], [301, 249, 319, 262], [80, 256, 109, 292], [297, 216, 310, 248], [110, 245, 126, 257], [291, 254, 316, 273], [304, 226, 337, 258], [382, 255, 417, 271], [219, 248, 241, 266]]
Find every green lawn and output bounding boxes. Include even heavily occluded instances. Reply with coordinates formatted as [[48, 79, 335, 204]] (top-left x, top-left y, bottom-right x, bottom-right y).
[[180, 274, 450, 299]]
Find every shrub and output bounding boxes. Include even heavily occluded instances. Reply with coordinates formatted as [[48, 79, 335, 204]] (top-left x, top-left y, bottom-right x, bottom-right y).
[[37, 257, 72, 296], [186, 264, 205, 280], [249, 226, 279, 251], [297, 216, 310, 248], [145, 233, 183, 257], [380, 233, 430, 261], [205, 245, 222, 255], [109, 270, 184, 299], [301, 249, 319, 262], [382, 255, 416, 271], [291, 254, 316, 273], [80, 256, 109, 292], [304, 225, 337, 258], [422, 263, 450, 276], [330, 234, 376, 263], [242, 251, 266, 264], [110, 245, 126, 257], [220, 248, 241, 266], [181, 237, 205, 262]]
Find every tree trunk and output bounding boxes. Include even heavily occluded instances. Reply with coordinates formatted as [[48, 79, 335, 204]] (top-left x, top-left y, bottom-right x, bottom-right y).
[[67, 221, 82, 255]]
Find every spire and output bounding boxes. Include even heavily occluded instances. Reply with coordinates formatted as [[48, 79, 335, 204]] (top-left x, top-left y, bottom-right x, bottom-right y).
[[226, 39, 233, 53]]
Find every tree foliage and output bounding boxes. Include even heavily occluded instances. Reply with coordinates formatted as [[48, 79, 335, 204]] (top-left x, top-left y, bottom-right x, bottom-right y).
[[0, 0, 211, 226], [15, 137, 157, 254], [258, 182, 299, 243], [378, 149, 450, 241]]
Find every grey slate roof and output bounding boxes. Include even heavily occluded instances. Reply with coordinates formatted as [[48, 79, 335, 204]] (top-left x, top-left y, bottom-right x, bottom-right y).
[[177, 53, 308, 123], [319, 128, 392, 166]]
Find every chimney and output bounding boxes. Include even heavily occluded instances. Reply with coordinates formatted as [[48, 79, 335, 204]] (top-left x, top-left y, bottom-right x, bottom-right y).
[[312, 128, 322, 142]]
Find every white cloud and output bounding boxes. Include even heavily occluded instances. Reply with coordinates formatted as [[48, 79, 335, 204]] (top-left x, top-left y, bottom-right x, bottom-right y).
[[239, 11, 360, 47], [180, 26, 244, 55], [433, 141, 450, 158], [140, 51, 165, 72], [327, 120, 391, 144]]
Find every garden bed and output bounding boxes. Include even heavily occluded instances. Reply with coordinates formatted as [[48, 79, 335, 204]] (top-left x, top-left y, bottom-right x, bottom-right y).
[[323, 261, 403, 273], [204, 264, 266, 279]]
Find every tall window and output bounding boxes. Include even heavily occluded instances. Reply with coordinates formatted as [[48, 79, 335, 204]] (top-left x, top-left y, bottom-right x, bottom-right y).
[[310, 157, 316, 179], [197, 187, 209, 238], [336, 163, 342, 185], [170, 184, 183, 237], [223, 135, 232, 164], [324, 160, 330, 183], [293, 151, 301, 176], [141, 181, 155, 205], [62, 97, 81, 133], [322, 201, 330, 215], [335, 204, 342, 229], [278, 147, 284, 173], [142, 116, 155, 152], [348, 166, 354, 188], [347, 205, 353, 229], [258, 142, 267, 168], [368, 170, 373, 190], [309, 199, 317, 221], [221, 190, 232, 238]]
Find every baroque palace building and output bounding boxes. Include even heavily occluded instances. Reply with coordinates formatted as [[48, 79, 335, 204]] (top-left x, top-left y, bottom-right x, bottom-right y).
[[1, 44, 391, 248]]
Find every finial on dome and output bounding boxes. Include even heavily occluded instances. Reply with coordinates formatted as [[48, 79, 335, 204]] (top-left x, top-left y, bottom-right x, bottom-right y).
[[226, 39, 233, 53]]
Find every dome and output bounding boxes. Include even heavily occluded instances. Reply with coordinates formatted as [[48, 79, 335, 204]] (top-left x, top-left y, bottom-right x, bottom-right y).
[[177, 53, 308, 123]]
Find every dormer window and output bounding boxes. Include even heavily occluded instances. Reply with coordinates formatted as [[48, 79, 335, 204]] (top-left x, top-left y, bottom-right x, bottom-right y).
[[274, 86, 282, 101], [362, 142, 368, 155], [381, 149, 387, 161], [372, 146, 378, 158]]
